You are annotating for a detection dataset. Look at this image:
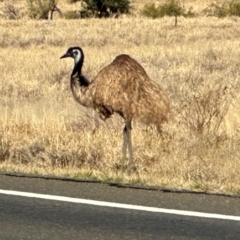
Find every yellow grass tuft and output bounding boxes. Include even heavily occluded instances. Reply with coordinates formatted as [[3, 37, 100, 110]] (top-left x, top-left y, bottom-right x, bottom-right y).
[[0, 15, 240, 195]]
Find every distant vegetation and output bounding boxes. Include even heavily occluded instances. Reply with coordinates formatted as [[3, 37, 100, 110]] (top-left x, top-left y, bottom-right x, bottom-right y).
[[2, 0, 240, 20], [203, 0, 240, 17], [140, 0, 240, 26], [141, 0, 195, 27], [2, 2, 21, 19], [67, 0, 131, 18], [26, 0, 62, 19]]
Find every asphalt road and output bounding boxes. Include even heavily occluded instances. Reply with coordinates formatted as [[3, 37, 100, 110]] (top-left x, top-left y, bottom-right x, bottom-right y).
[[0, 174, 240, 240]]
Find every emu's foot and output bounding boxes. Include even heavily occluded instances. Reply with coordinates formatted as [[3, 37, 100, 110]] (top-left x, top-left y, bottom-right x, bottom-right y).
[[113, 162, 127, 172], [125, 163, 138, 175], [113, 162, 138, 175]]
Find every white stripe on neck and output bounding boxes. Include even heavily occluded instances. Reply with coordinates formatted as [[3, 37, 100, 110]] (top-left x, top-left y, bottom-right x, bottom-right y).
[[74, 49, 81, 65]]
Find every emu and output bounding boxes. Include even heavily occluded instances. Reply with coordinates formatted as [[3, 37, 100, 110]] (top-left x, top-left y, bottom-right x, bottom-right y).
[[60, 47, 170, 172]]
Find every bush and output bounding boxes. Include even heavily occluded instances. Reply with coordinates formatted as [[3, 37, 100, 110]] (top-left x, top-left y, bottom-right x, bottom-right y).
[[177, 76, 233, 135], [140, 3, 163, 19], [228, 0, 240, 16], [64, 10, 81, 19], [204, 0, 240, 17], [141, 0, 195, 26], [203, 3, 229, 18], [26, 0, 62, 20], [2, 3, 21, 19]]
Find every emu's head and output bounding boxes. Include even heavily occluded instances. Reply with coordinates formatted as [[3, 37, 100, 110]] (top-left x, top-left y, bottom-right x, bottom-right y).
[[60, 47, 84, 65]]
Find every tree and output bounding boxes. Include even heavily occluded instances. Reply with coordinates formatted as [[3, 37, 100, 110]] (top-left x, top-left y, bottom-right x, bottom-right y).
[[160, 0, 185, 27], [69, 0, 131, 18], [141, 0, 195, 27]]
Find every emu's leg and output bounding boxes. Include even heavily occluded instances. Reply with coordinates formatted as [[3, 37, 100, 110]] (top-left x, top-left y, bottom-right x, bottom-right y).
[[120, 120, 134, 172], [120, 123, 128, 171], [126, 120, 133, 166]]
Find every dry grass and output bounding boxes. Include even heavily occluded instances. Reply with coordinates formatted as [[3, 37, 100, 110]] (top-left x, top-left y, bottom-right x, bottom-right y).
[[0, 7, 240, 195]]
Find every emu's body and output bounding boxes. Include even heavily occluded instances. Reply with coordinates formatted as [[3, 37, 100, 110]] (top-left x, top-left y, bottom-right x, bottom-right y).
[[61, 47, 170, 171]]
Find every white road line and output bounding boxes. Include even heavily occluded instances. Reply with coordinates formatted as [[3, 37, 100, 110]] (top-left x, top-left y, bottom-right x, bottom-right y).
[[0, 189, 239, 221]]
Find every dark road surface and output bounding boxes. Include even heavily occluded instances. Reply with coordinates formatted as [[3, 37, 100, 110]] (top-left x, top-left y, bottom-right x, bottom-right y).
[[0, 174, 239, 240]]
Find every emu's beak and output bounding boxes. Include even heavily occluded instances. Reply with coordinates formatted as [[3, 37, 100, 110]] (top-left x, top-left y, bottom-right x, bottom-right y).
[[60, 52, 70, 59]]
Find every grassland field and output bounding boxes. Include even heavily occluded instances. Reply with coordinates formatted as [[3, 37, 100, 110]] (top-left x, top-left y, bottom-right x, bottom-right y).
[[0, 0, 240, 195]]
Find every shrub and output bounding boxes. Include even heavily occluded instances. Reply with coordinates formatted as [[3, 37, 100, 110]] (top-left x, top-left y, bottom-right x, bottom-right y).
[[204, 0, 240, 17], [140, 3, 163, 19], [64, 10, 81, 19], [26, 0, 62, 20], [203, 3, 229, 18], [2, 3, 21, 19], [228, 0, 240, 16], [176, 75, 234, 135]]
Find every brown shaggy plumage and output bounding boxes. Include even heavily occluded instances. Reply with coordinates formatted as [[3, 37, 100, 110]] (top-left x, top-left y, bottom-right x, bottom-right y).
[[60, 47, 170, 171]]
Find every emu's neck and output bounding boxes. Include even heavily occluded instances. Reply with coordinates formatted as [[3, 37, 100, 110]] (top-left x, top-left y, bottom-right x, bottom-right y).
[[70, 58, 93, 108], [71, 55, 84, 79]]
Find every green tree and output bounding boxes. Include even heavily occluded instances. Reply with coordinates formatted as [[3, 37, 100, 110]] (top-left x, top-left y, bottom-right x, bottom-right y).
[[160, 0, 185, 27], [69, 0, 131, 18], [141, 0, 195, 27]]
